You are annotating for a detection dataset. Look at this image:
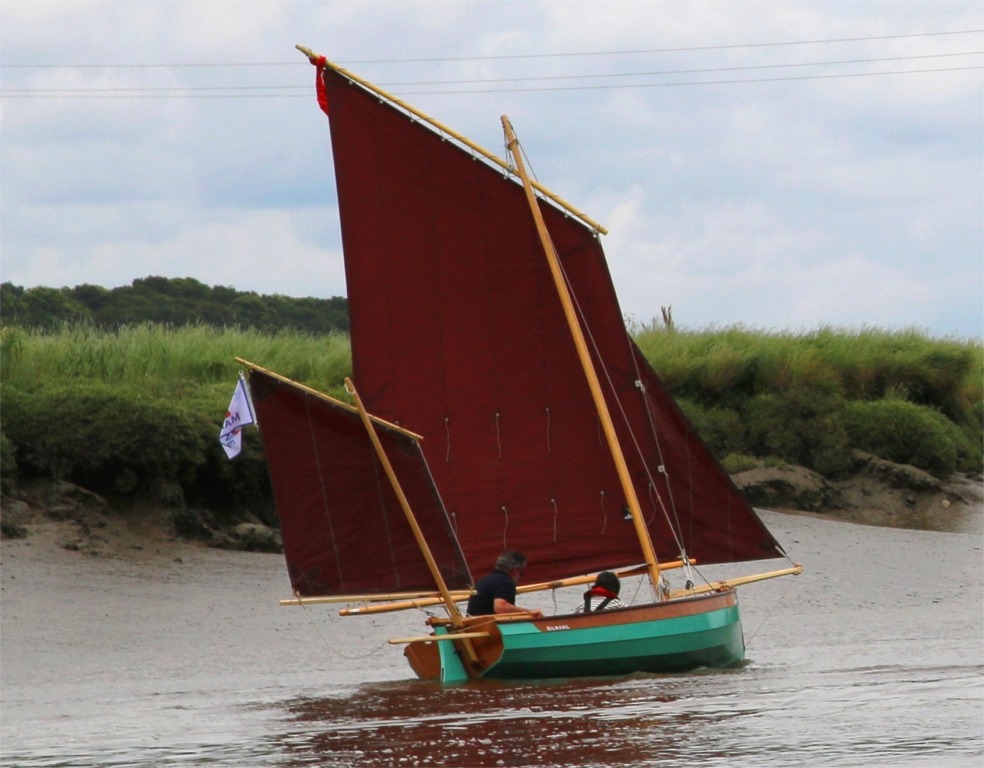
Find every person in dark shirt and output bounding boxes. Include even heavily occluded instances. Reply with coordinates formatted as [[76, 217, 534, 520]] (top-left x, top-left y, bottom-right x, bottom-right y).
[[466, 549, 543, 618]]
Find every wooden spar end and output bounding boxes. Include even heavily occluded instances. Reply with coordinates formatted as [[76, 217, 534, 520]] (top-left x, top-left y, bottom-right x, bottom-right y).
[[388, 632, 490, 645], [667, 563, 804, 599], [296, 44, 317, 59]]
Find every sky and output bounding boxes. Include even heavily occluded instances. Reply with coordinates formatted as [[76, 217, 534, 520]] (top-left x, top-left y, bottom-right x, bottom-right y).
[[1, 0, 982, 339]]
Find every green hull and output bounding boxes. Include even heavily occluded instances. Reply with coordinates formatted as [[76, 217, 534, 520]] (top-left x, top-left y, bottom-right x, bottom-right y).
[[432, 591, 745, 683]]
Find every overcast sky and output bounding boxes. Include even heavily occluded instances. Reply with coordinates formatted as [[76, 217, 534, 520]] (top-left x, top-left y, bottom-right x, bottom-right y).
[[2, 1, 981, 338]]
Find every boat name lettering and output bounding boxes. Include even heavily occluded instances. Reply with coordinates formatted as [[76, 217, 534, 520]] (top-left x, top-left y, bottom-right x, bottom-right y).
[[545, 624, 570, 631]]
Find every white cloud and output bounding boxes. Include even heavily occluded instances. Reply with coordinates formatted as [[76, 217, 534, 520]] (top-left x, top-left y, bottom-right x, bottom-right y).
[[1, 0, 980, 338]]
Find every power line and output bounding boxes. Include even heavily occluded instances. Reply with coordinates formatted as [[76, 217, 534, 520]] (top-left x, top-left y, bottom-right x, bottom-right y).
[[4, 50, 981, 94], [2, 65, 980, 99], [383, 51, 984, 86], [1, 29, 981, 69], [346, 29, 984, 64]]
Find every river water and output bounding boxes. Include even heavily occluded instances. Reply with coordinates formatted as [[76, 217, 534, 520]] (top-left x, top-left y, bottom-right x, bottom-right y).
[[1, 508, 981, 767]]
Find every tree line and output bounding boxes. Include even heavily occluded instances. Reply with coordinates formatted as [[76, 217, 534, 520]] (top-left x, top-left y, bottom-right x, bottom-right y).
[[0, 277, 349, 334]]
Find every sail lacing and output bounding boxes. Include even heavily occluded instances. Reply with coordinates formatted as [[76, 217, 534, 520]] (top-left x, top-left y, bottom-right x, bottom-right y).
[[550, 497, 558, 542], [444, 416, 451, 462]]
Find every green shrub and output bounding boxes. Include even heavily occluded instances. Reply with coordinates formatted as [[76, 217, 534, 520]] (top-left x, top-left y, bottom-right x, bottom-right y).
[[842, 399, 979, 477], [0, 428, 16, 483], [744, 390, 854, 477], [677, 398, 747, 458], [720, 453, 761, 474], [1, 381, 211, 496]]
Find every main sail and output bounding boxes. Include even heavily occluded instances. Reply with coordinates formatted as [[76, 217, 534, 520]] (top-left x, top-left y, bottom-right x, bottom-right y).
[[318, 64, 784, 584], [247, 366, 471, 597]]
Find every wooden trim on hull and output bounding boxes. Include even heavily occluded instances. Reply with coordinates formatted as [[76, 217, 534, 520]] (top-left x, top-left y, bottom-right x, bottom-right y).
[[403, 589, 744, 682]]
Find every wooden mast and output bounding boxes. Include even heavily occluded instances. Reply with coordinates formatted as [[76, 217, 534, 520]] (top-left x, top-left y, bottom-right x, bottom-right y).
[[501, 117, 663, 593], [343, 377, 468, 626]]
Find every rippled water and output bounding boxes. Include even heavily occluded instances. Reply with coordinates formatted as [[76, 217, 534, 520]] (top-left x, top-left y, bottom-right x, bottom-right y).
[[2, 509, 981, 767]]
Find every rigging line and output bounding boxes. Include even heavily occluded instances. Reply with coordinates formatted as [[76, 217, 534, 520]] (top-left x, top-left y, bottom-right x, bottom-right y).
[[743, 568, 802, 650], [296, 598, 391, 660], [367, 416, 403, 587], [303, 393, 346, 590], [6, 65, 978, 100], [557, 255, 687, 555], [4, 30, 980, 69], [626, 338, 687, 541], [627, 573, 647, 606]]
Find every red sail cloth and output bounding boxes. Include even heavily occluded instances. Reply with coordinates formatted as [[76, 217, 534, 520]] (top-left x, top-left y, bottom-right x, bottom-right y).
[[249, 370, 471, 597], [319, 67, 784, 585]]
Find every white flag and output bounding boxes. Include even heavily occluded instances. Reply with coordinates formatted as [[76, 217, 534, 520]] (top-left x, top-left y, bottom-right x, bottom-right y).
[[219, 374, 256, 459]]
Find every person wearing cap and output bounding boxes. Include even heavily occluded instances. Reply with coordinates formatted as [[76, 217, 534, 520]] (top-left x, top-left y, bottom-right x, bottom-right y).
[[466, 549, 544, 618], [575, 571, 627, 612]]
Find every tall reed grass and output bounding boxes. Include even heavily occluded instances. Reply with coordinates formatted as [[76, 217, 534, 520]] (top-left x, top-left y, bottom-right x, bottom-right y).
[[1, 322, 980, 496], [1, 323, 352, 397], [635, 324, 983, 426]]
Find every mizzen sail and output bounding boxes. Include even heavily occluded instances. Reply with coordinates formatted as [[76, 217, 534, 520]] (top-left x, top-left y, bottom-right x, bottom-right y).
[[247, 366, 471, 598]]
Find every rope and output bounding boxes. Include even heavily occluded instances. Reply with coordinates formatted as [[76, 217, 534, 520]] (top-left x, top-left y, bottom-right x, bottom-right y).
[[743, 570, 801, 650], [444, 416, 451, 462], [501, 505, 509, 549], [557, 256, 688, 557], [495, 411, 503, 458], [303, 394, 345, 589], [295, 596, 391, 660]]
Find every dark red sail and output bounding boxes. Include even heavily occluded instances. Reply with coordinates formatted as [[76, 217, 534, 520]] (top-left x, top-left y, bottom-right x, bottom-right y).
[[317, 65, 785, 585], [247, 368, 471, 598]]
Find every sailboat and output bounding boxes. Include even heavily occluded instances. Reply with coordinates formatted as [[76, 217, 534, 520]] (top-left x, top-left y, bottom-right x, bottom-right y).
[[239, 47, 802, 683]]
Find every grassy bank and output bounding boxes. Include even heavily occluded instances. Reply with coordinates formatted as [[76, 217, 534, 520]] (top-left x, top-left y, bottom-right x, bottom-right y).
[[1, 323, 980, 519]]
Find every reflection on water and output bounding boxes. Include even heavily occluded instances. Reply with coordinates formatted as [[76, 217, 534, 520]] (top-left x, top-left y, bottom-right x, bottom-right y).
[[269, 672, 742, 768], [264, 659, 983, 768]]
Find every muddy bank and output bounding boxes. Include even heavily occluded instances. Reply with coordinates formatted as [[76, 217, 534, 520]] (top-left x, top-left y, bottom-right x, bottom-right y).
[[0, 479, 281, 558], [1, 454, 981, 558], [733, 452, 983, 533]]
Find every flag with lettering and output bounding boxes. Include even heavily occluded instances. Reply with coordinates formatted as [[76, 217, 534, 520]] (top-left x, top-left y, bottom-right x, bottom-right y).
[[219, 374, 256, 459]]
